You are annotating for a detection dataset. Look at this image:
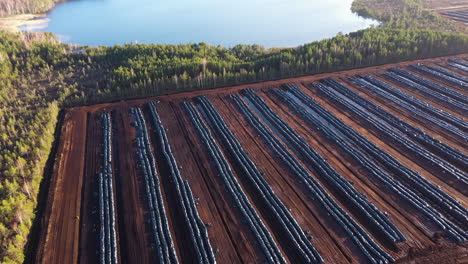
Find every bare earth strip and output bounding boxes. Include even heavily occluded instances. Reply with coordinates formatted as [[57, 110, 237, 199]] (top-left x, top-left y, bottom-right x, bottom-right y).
[[36, 109, 87, 264]]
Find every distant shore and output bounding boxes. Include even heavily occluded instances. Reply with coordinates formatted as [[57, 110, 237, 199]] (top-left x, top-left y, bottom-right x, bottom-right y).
[[0, 14, 50, 32]]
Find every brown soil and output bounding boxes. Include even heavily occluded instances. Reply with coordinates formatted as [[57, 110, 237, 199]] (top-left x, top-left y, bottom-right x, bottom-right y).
[[35, 109, 87, 264], [306, 83, 467, 195], [433, 7, 468, 27], [211, 95, 356, 263], [35, 54, 468, 263]]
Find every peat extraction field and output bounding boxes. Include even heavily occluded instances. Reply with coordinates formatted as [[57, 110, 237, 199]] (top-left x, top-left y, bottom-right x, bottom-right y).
[[34, 55, 468, 264], [438, 8, 468, 26]]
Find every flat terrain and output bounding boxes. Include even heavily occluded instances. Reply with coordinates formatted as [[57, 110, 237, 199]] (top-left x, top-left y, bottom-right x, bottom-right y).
[[35, 54, 468, 263], [424, 0, 468, 10], [435, 7, 468, 27]]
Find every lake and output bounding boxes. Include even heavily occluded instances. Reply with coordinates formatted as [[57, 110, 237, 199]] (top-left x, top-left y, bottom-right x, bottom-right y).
[[23, 0, 377, 47]]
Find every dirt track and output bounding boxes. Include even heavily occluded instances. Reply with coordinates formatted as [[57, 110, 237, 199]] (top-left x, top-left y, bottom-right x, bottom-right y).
[[35, 54, 468, 263], [35, 109, 87, 264]]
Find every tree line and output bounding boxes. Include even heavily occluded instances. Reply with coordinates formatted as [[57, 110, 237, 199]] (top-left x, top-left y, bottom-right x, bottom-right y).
[[0, 32, 82, 263], [68, 28, 468, 105], [0, 0, 64, 17]]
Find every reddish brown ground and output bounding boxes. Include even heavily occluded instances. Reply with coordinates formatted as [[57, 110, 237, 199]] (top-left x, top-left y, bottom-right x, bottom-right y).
[[434, 7, 468, 27], [209, 95, 357, 263], [35, 109, 87, 264], [35, 54, 468, 263]]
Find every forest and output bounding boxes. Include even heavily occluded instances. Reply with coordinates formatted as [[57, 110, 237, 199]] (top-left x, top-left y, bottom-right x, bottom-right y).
[[72, 29, 468, 105], [352, 0, 468, 33], [0, 0, 468, 263], [0, 0, 64, 17]]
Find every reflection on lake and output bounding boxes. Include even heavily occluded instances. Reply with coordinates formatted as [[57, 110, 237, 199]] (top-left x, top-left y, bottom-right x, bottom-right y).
[[23, 0, 377, 47]]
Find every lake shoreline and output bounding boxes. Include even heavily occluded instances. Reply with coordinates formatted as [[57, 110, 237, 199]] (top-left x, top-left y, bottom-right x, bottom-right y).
[[5, 0, 377, 47], [0, 14, 50, 32]]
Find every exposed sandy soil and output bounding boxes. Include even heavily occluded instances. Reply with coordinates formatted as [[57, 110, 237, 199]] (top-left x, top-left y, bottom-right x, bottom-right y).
[[35, 54, 468, 263], [0, 14, 49, 32]]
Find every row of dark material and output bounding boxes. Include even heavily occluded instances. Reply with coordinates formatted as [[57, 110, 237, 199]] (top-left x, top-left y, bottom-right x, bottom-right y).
[[410, 64, 467, 89], [131, 108, 178, 264], [243, 87, 395, 264], [352, 76, 467, 141], [241, 88, 406, 244], [94, 58, 466, 263], [373, 72, 467, 129], [254, 86, 399, 262], [319, 79, 468, 184], [310, 80, 466, 192], [183, 101, 288, 263], [424, 65, 468, 83], [344, 78, 468, 185], [236, 89, 403, 263], [448, 58, 468, 72], [386, 69, 468, 112], [322, 77, 468, 172], [146, 102, 216, 264], [442, 9, 468, 23], [277, 84, 467, 243], [99, 113, 118, 264], [196, 95, 323, 263], [179, 73, 466, 261], [389, 67, 468, 104]]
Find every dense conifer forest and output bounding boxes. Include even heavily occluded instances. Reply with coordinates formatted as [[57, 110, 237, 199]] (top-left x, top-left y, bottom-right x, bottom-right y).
[[352, 0, 467, 33]]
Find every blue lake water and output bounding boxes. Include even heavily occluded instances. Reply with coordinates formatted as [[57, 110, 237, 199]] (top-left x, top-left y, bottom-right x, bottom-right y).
[[23, 0, 377, 47]]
